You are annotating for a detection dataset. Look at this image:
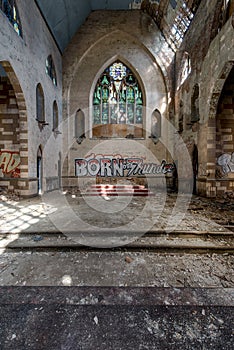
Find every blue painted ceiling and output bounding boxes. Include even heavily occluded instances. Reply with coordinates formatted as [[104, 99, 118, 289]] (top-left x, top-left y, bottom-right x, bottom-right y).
[[35, 0, 142, 52], [35, 1, 200, 53]]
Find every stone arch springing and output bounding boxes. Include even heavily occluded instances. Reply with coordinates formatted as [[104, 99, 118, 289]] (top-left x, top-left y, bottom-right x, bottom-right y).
[[0, 61, 28, 180]]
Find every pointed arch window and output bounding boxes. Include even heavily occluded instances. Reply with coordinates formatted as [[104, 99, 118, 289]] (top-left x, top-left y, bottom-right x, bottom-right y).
[[36, 83, 45, 123], [150, 109, 161, 144], [0, 0, 22, 36], [52, 101, 58, 131], [179, 52, 191, 87], [93, 61, 144, 138], [75, 109, 85, 144], [46, 55, 57, 86], [191, 83, 200, 123]]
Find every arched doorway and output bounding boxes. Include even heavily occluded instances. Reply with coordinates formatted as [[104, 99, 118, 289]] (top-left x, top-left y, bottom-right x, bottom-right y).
[[0, 61, 28, 195], [200, 61, 234, 197], [215, 66, 234, 195]]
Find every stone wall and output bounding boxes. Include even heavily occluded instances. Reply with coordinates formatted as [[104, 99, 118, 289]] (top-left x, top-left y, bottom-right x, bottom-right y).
[[172, 0, 234, 197], [62, 10, 176, 189], [0, 0, 62, 196], [215, 67, 234, 195]]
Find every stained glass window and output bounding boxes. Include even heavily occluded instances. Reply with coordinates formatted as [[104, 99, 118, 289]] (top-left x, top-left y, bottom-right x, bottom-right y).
[[0, 0, 22, 37], [93, 61, 143, 126], [46, 55, 57, 86]]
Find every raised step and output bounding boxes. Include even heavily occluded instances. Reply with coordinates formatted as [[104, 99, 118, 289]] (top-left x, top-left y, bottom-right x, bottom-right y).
[[82, 184, 154, 196], [3, 231, 234, 251]]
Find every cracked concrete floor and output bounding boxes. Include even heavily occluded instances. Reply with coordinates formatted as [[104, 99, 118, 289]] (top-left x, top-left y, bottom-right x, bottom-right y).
[[0, 192, 233, 287], [0, 250, 233, 287]]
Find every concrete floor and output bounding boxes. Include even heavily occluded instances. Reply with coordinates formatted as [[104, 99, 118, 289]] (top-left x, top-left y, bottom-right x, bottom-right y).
[[0, 191, 233, 287], [0, 191, 233, 349]]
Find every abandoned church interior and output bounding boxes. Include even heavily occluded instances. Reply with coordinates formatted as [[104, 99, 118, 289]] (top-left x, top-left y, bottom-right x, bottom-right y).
[[0, 0, 233, 198], [0, 0, 234, 348]]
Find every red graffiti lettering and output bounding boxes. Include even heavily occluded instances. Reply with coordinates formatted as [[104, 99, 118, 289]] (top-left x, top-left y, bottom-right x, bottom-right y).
[[0, 151, 21, 178]]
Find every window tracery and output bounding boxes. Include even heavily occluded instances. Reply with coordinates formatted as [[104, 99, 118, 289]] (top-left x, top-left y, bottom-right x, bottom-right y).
[[93, 61, 143, 127]]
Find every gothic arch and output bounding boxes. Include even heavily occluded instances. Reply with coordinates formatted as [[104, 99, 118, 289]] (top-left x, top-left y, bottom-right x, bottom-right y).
[[209, 61, 234, 119], [207, 61, 234, 162], [0, 61, 28, 178], [90, 55, 146, 106], [204, 60, 234, 196], [90, 58, 146, 139]]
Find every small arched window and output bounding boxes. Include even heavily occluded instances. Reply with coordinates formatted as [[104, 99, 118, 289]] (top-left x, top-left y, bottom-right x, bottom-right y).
[[36, 83, 45, 123], [0, 0, 22, 36], [75, 109, 85, 144], [220, 0, 234, 27], [52, 101, 59, 131], [178, 100, 184, 133], [191, 83, 200, 123], [180, 52, 191, 87], [93, 61, 144, 138], [150, 109, 161, 143], [46, 55, 57, 86]]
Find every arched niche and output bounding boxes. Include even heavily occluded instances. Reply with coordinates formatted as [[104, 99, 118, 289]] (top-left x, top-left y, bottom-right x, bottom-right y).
[[0, 61, 28, 194], [75, 109, 85, 144], [150, 109, 161, 144], [191, 83, 200, 123]]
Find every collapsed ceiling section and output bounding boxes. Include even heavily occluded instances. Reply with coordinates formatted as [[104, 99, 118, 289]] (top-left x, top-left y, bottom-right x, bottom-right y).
[[139, 0, 202, 51], [35, 0, 201, 52]]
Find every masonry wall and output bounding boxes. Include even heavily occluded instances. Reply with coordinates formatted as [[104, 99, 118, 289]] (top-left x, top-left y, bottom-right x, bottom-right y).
[[0, 0, 62, 196], [172, 0, 234, 197], [62, 10, 178, 190], [215, 67, 234, 194]]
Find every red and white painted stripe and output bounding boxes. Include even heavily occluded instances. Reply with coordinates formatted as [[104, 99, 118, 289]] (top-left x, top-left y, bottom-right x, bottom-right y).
[[81, 184, 154, 196]]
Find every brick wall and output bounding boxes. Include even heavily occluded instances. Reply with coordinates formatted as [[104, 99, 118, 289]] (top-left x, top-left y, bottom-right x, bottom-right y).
[[0, 76, 20, 151], [0, 0, 63, 196], [0, 75, 22, 190], [215, 67, 234, 195]]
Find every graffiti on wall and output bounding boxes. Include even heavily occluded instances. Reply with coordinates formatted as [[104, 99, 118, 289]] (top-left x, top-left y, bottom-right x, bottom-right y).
[[0, 151, 20, 178], [217, 152, 234, 175], [75, 153, 174, 177]]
